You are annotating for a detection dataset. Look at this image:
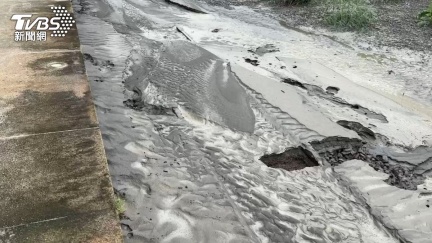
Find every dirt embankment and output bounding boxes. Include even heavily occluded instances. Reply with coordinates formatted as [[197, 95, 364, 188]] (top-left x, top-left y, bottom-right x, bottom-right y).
[[202, 0, 432, 52], [277, 0, 432, 52]]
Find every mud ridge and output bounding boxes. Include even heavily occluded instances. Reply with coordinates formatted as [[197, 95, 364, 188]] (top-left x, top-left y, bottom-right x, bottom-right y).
[[337, 120, 375, 140], [282, 78, 388, 123], [165, 0, 207, 14], [176, 26, 193, 41]]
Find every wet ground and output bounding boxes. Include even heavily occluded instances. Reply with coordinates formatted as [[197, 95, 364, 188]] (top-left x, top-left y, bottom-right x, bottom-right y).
[[260, 146, 319, 171], [73, 0, 432, 242]]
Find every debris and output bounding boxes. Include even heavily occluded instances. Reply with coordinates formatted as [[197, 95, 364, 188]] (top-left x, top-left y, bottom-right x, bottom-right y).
[[176, 26, 193, 41], [244, 58, 259, 66], [83, 53, 98, 66]]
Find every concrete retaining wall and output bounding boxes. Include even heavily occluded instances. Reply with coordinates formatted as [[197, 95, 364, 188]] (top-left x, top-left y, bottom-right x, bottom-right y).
[[0, 0, 122, 242]]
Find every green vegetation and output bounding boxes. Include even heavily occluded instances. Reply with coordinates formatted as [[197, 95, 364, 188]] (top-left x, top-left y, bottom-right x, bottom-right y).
[[271, 0, 431, 30], [271, 0, 310, 4], [418, 2, 432, 26], [323, 0, 376, 30], [114, 196, 126, 215], [370, 0, 401, 3], [269, 0, 376, 30]]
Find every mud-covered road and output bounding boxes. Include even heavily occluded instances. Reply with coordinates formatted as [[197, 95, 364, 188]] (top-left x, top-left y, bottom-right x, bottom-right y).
[[73, 0, 432, 242]]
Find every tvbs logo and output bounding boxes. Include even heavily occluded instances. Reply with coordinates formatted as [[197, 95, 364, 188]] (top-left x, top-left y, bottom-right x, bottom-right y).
[[11, 6, 75, 42]]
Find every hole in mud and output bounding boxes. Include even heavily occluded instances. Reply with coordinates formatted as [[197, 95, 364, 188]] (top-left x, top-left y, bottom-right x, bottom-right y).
[[260, 147, 319, 171], [326, 86, 339, 95]]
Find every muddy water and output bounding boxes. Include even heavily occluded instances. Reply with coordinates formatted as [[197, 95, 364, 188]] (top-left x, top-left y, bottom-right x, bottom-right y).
[[70, 0, 431, 242]]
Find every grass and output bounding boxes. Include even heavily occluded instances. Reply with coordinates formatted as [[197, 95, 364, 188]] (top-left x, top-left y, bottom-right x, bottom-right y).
[[114, 196, 126, 215], [271, 0, 310, 4], [322, 0, 376, 30], [369, 0, 401, 3], [268, 0, 377, 30], [418, 1, 432, 26], [271, 0, 432, 31]]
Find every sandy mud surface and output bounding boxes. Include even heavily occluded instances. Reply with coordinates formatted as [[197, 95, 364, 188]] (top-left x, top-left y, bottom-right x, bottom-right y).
[[73, 0, 432, 242]]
